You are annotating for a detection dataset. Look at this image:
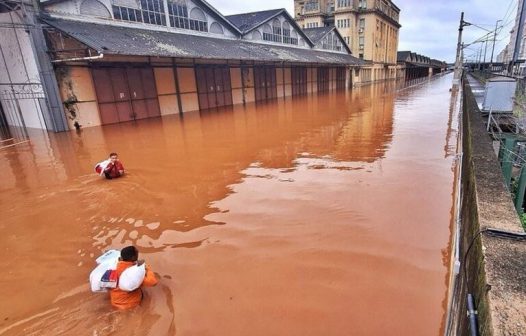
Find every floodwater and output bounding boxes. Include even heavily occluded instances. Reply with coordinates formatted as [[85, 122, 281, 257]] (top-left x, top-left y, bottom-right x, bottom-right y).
[[0, 74, 459, 336]]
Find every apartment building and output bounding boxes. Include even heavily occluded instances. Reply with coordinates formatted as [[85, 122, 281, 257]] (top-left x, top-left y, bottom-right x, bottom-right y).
[[294, 0, 401, 83]]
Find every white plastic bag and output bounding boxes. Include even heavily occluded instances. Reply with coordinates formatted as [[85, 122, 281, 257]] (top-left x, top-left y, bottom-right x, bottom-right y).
[[95, 249, 120, 265], [90, 250, 120, 293], [118, 264, 146, 292], [90, 258, 118, 292]]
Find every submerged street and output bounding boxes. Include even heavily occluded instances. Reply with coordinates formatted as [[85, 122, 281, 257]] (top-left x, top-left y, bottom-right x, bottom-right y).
[[0, 74, 459, 335]]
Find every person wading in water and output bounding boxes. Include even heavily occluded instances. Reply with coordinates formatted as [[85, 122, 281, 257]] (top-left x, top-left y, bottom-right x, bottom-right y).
[[110, 246, 158, 309], [95, 152, 125, 180]]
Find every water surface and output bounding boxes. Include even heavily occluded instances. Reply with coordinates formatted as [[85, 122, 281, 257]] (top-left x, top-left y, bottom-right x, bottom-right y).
[[0, 74, 458, 335]]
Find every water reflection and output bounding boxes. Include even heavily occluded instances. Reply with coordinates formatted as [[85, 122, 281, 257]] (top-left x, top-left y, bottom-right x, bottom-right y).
[[0, 75, 456, 336]]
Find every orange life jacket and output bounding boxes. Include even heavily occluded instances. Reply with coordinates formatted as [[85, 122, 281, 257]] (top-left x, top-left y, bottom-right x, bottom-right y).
[[109, 261, 158, 309]]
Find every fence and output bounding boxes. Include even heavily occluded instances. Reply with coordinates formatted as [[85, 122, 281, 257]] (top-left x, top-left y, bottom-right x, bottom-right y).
[[0, 82, 44, 148]]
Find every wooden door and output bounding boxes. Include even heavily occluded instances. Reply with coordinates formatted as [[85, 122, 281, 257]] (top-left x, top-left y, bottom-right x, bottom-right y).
[[196, 66, 233, 110], [222, 67, 233, 106], [336, 68, 346, 90], [214, 68, 225, 107], [205, 68, 217, 109], [254, 67, 265, 102], [317, 68, 329, 92], [196, 67, 209, 110], [126, 68, 147, 120], [141, 68, 161, 117], [92, 66, 160, 125], [92, 68, 120, 125], [292, 67, 307, 96], [108, 68, 133, 122], [266, 67, 277, 99], [254, 66, 277, 102]]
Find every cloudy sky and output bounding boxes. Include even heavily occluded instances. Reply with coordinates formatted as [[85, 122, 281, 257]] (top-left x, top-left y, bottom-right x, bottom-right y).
[[210, 0, 519, 63]]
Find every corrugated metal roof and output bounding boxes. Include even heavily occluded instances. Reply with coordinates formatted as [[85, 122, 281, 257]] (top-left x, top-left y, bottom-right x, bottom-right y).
[[226, 9, 283, 33], [43, 17, 364, 66]]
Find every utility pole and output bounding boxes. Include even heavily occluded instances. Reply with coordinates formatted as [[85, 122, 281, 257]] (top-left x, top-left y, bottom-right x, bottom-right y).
[[490, 20, 502, 64], [461, 42, 465, 70], [477, 45, 482, 71], [454, 12, 470, 84], [511, 0, 526, 75], [483, 39, 488, 67]]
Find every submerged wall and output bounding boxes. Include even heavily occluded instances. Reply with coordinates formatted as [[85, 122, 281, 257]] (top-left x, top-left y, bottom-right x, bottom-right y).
[[53, 54, 356, 129], [449, 78, 526, 335]]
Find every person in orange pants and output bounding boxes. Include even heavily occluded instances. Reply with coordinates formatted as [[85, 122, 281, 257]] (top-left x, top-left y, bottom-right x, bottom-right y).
[[110, 246, 158, 309]]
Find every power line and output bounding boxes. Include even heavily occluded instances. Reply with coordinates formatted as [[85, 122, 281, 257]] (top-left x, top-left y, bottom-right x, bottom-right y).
[[501, 0, 518, 24]]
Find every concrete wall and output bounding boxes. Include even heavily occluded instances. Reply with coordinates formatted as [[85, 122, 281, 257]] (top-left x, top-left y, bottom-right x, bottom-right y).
[[0, 11, 47, 129], [55, 66, 101, 128], [447, 80, 526, 336]]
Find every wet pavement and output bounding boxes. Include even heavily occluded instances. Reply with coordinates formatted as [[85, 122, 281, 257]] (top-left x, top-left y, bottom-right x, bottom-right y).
[[0, 74, 459, 336]]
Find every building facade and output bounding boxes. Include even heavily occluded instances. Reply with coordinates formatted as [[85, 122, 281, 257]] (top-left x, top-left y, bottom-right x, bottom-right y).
[[0, 0, 68, 138], [0, 0, 366, 132], [499, 0, 526, 74], [397, 51, 447, 81], [294, 0, 401, 83]]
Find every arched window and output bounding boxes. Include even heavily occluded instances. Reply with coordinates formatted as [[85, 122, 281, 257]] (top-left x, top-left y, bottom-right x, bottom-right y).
[[81, 0, 111, 18], [333, 34, 340, 51], [282, 22, 291, 43], [189, 7, 207, 32], [252, 30, 262, 40], [167, 0, 189, 29], [139, 0, 165, 25], [290, 30, 299, 45], [113, 0, 165, 25], [321, 36, 328, 49], [210, 22, 224, 34], [262, 24, 273, 41], [334, 36, 342, 51], [328, 32, 334, 49], [272, 18, 282, 42]]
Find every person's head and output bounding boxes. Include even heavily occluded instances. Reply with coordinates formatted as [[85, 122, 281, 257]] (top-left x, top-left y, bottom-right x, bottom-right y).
[[121, 246, 138, 262], [109, 152, 118, 163]]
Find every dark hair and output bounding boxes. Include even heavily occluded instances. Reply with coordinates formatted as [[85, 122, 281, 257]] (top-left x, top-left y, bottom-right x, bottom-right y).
[[121, 246, 138, 261], [109, 152, 118, 158]]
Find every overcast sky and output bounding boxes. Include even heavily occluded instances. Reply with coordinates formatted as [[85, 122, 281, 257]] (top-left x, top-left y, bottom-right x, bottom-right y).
[[210, 0, 519, 63]]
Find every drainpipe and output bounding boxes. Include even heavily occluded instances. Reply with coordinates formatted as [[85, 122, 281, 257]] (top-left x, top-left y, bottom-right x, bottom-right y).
[[51, 53, 104, 63], [467, 294, 479, 336]]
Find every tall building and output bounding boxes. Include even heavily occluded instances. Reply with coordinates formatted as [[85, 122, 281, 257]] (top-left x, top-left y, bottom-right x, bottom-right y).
[[294, 0, 401, 81], [500, 0, 526, 73]]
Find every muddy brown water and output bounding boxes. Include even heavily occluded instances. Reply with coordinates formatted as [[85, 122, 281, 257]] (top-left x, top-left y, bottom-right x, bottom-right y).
[[0, 74, 459, 336]]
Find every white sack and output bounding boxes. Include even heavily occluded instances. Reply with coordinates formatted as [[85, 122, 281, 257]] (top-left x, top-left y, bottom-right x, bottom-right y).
[[118, 264, 146, 292]]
